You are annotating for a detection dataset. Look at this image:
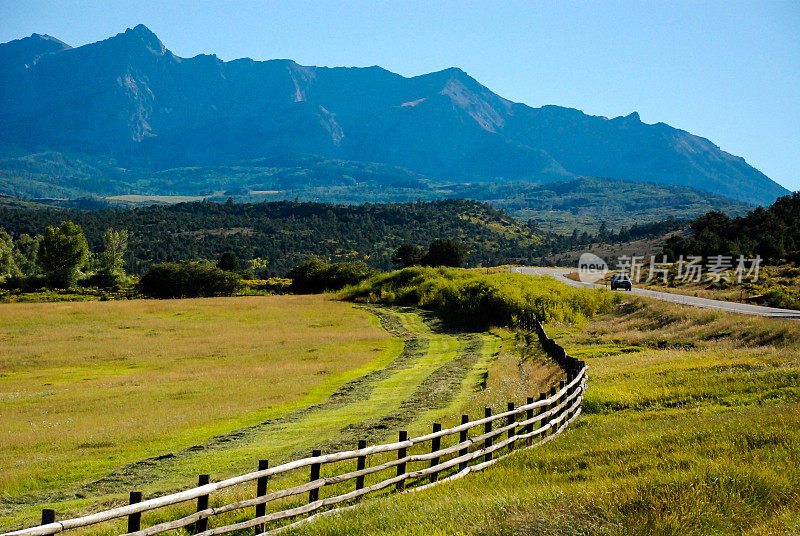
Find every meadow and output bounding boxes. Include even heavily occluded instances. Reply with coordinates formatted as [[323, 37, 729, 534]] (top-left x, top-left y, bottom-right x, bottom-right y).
[[281, 296, 800, 536], [4, 273, 797, 535], [0, 297, 391, 518], [0, 293, 558, 533]]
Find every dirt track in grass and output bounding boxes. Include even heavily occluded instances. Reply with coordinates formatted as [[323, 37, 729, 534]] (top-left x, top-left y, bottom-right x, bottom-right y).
[[1, 303, 511, 530]]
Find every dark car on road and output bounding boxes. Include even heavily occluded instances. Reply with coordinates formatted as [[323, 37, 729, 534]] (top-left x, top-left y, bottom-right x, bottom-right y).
[[610, 274, 633, 291]]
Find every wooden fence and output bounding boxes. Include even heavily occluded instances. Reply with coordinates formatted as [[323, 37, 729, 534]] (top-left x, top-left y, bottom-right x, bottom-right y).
[[3, 317, 586, 536]]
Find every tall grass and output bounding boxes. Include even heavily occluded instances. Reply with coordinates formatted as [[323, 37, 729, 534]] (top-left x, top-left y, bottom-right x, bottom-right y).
[[283, 297, 800, 536], [344, 267, 619, 326]]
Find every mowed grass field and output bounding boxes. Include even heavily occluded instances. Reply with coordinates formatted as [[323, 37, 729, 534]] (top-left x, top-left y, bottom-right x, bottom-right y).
[[0, 296, 390, 498], [282, 297, 800, 536], [0, 295, 557, 533]]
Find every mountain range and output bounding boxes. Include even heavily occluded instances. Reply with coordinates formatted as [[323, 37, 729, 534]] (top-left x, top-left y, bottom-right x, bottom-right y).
[[0, 24, 789, 206]]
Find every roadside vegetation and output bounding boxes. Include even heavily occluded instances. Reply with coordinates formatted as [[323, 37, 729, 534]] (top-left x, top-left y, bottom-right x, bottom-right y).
[[629, 264, 800, 310], [281, 296, 800, 536], [345, 267, 619, 325]]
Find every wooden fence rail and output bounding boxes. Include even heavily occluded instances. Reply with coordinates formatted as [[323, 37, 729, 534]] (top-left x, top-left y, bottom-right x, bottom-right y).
[[2, 317, 586, 536]]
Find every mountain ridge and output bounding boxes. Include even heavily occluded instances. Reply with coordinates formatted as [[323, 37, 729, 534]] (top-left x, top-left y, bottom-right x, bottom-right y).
[[0, 24, 789, 205]]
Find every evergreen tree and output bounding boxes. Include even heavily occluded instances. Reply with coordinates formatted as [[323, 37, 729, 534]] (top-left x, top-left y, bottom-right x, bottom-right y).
[[391, 244, 425, 268], [422, 239, 467, 268], [217, 251, 241, 272]]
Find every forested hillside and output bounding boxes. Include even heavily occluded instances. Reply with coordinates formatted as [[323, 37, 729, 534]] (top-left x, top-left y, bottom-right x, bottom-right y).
[[0, 199, 544, 275], [0, 152, 749, 235], [663, 192, 800, 263]]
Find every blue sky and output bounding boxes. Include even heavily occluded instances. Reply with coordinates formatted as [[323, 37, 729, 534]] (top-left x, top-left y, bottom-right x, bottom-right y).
[[2, 0, 799, 191]]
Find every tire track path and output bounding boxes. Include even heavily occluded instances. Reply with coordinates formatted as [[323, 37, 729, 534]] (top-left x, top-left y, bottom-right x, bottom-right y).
[[0, 305, 500, 521]]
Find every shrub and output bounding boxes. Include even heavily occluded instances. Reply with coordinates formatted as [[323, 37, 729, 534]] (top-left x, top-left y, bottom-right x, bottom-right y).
[[138, 262, 241, 299], [287, 259, 378, 293], [761, 286, 800, 310], [344, 266, 618, 326], [0, 274, 47, 292]]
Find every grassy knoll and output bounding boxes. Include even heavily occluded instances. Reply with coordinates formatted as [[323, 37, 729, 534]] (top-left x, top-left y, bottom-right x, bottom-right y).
[[284, 297, 800, 536], [1, 296, 555, 533]]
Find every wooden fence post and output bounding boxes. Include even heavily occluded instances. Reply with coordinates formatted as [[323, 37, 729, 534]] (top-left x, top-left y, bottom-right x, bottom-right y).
[[396, 431, 408, 491], [195, 475, 210, 534], [540, 391, 549, 437], [568, 372, 577, 419], [254, 460, 268, 535], [127, 491, 142, 533], [356, 440, 367, 492], [537, 391, 547, 439], [41, 509, 55, 526], [525, 396, 534, 445], [547, 386, 557, 436], [458, 414, 469, 471], [430, 423, 442, 483], [309, 450, 322, 503], [484, 407, 493, 463], [507, 402, 516, 451]]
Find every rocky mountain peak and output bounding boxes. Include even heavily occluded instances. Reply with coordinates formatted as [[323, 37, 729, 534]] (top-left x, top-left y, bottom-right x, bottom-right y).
[[0, 32, 71, 70], [114, 24, 167, 55], [0, 26, 789, 206]]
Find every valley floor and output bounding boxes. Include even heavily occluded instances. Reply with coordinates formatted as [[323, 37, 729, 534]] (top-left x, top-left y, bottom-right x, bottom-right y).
[[281, 297, 800, 536], [0, 296, 557, 533]]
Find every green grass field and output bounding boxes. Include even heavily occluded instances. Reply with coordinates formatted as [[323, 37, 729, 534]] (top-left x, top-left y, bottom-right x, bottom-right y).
[[5, 275, 798, 535], [0, 294, 557, 533], [281, 297, 800, 536]]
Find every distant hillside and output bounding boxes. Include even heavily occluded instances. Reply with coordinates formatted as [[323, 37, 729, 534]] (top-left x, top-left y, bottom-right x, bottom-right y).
[[0, 199, 544, 275], [0, 153, 751, 233], [663, 192, 800, 264], [0, 25, 789, 205], [429, 178, 752, 234]]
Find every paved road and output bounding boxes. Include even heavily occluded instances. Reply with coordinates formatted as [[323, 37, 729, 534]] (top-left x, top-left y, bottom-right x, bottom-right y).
[[510, 266, 800, 319]]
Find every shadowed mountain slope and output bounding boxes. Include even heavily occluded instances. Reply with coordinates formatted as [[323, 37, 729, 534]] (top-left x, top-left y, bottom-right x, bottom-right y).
[[0, 25, 788, 205]]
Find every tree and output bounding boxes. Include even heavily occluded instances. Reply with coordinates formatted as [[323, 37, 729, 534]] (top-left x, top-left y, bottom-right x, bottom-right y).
[[391, 243, 425, 268], [12, 234, 39, 277], [95, 228, 128, 286], [37, 221, 89, 288], [217, 251, 241, 273], [422, 239, 467, 268], [0, 230, 19, 278], [598, 221, 610, 242]]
